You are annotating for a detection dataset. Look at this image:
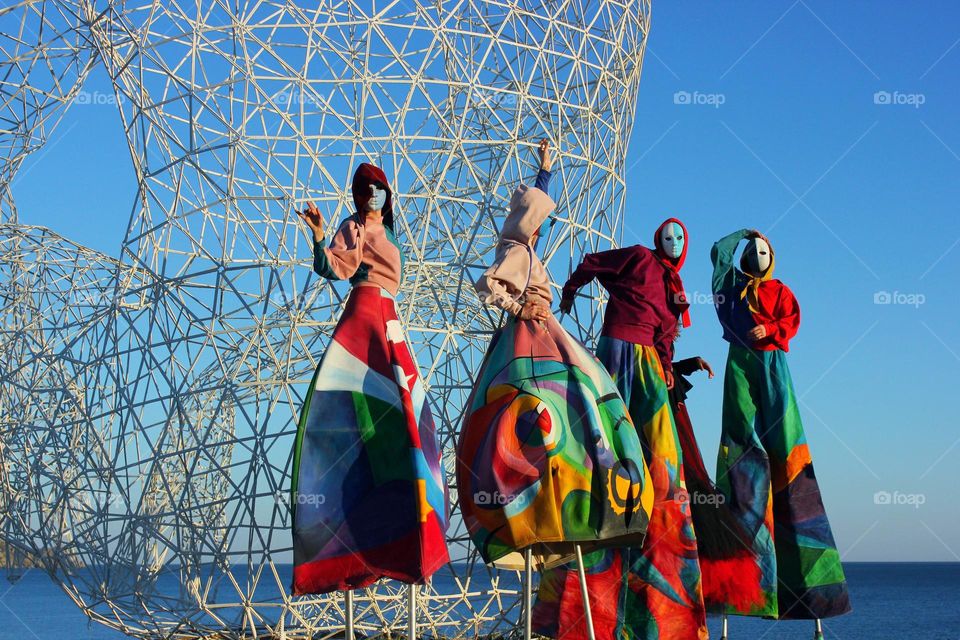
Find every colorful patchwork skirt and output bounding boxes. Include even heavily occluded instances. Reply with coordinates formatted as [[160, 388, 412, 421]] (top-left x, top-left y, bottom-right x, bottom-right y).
[[533, 338, 707, 640], [715, 343, 851, 619], [456, 315, 653, 570], [290, 285, 449, 595]]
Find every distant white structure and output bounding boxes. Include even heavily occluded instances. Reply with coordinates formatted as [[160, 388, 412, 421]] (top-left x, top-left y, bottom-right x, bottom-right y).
[[0, 1, 651, 637]]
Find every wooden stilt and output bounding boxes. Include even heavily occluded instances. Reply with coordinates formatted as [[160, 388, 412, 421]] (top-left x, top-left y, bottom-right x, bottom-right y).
[[407, 584, 417, 639], [574, 544, 596, 640], [814, 618, 823, 640], [344, 590, 354, 640], [524, 547, 533, 640]]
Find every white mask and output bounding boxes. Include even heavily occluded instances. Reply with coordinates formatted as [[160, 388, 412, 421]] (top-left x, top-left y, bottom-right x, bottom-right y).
[[367, 184, 387, 212], [659, 222, 684, 259], [743, 237, 771, 275]]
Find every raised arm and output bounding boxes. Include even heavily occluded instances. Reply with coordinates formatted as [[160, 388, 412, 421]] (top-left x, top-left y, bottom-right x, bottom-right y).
[[711, 228, 752, 293], [313, 217, 363, 281], [561, 245, 635, 306], [534, 138, 553, 193]]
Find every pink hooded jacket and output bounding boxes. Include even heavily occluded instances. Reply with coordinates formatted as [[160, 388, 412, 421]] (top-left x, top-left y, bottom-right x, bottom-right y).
[[474, 184, 555, 315]]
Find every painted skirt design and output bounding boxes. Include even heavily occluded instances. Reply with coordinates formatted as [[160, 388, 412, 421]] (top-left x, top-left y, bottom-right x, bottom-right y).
[[290, 285, 449, 595], [716, 344, 851, 619], [534, 339, 707, 640], [457, 315, 653, 570]]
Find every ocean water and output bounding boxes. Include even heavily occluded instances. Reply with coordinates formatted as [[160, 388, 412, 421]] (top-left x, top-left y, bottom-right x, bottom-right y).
[[0, 562, 956, 639]]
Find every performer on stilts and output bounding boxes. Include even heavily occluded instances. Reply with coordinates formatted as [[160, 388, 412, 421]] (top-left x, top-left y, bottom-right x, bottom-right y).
[[456, 141, 654, 640], [289, 163, 450, 600], [710, 228, 851, 635], [534, 218, 708, 640]]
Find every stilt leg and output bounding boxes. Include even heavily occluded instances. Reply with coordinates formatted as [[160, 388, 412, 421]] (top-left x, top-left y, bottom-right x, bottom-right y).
[[721, 612, 728, 639], [407, 584, 417, 639], [574, 544, 596, 640], [814, 618, 823, 640], [523, 547, 533, 640], [345, 590, 354, 640]]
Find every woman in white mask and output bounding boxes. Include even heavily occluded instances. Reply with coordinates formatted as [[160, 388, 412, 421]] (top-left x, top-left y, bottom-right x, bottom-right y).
[[710, 228, 851, 636], [290, 162, 449, 597]]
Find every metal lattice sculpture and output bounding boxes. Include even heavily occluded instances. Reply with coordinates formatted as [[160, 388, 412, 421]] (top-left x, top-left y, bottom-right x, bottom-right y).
[[0, 1, 651, 637]]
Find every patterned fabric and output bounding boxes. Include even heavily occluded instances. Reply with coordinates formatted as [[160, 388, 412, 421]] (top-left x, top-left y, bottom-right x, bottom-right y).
[[456, 314, 653, 570], [533, 339, 707, 640], [716, 344, 851, 619], [290, 285, 449, 595]]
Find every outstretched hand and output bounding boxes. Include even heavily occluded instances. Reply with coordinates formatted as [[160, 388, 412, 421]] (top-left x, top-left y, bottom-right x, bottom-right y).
[[538, 139, 553, 172], [558, 298, 573, 315], [295, 201, 324, 240], [695, 357, 714, 378]]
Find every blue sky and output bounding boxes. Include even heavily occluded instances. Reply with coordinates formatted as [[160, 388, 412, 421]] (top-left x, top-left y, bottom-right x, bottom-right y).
[[11, 1, 960, 561]]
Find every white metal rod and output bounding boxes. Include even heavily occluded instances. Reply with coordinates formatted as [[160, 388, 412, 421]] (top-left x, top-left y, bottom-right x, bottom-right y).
[[407, 583, 417, 639], [574, 544, 596, 640], [524, 547, 533, 640], [345, 590, 354, 639], [721, 612, 729, 639], [814, 618, 823, 639]]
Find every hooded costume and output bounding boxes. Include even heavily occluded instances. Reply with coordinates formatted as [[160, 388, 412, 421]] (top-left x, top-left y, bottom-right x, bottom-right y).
[[456, 178, 654, 571], [290, 162, 449, 595], [534, 219, 708, 640], [710, 228, 851, 620]]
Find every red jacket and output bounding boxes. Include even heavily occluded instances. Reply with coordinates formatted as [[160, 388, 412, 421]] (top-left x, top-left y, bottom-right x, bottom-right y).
[[711, 228, 800, 351], [561, 245, 677, 372]]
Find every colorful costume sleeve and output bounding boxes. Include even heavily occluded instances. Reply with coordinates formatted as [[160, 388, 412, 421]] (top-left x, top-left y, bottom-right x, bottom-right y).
[[560, 246, 635, 303], [312, 218, 363, 280], [711, 228, 751, 294], [763, 283, 801, 345], [474, 242, 530, 316], [534, 168, 552, 193]]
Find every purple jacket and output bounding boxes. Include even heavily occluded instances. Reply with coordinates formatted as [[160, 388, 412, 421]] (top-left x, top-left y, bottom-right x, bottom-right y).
[[561, 245, 677, 372]]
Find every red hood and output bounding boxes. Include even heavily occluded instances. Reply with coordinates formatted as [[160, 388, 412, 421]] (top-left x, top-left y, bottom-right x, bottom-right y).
[[653, 217, 688, 272], [352, 162, 394, 229]]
